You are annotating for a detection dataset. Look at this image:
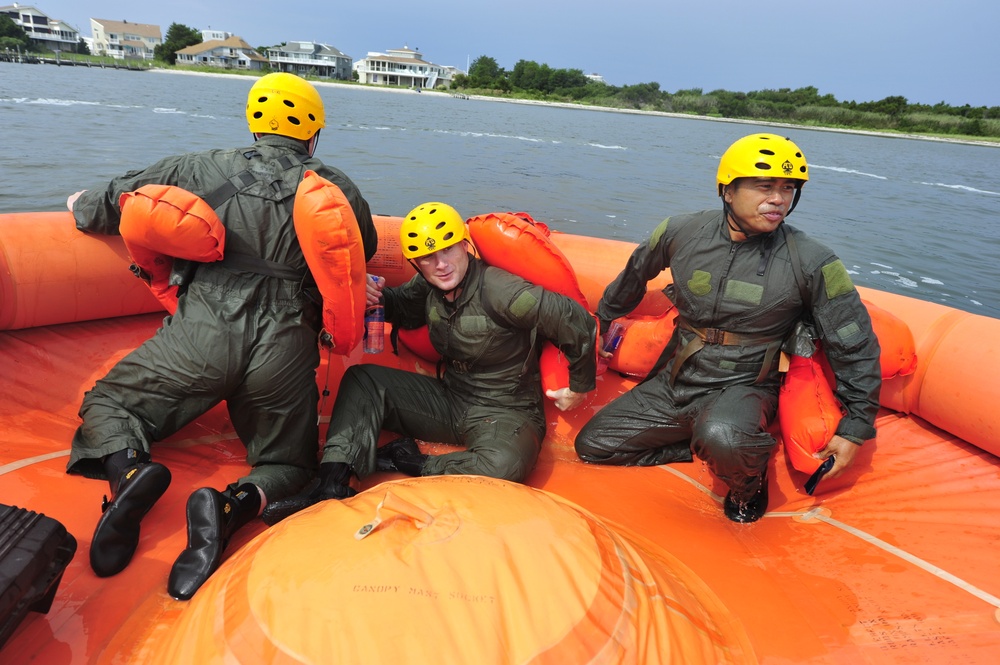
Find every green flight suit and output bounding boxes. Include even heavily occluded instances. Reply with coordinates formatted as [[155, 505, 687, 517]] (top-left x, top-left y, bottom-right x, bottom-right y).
[[321, 257, 597, 482], [67, 135, 377, 501]]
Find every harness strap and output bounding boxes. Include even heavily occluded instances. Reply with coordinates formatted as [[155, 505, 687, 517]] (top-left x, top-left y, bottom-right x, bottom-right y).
[[669, 316, 785, 386], [219, 253, 305, 281], [198, 151, 311, 283]]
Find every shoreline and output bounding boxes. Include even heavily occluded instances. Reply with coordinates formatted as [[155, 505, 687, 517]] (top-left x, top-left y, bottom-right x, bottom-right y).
[[151, 68, 1000, 149]]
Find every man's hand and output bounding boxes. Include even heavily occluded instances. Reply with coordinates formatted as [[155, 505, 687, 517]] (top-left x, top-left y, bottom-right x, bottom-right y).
[[545, 387, 587, 412], [814, 434, 861, 479], [366, 274, 384, 307], [67, 190, 86, 211]]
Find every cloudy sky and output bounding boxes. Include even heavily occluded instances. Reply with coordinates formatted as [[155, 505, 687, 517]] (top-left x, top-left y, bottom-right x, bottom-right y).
[[28, 0, 1000, 107]]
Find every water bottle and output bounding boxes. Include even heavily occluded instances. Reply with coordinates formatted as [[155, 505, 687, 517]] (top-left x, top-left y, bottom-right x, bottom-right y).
[[364, 276, 384, 354], [596, 321, 625, 375]]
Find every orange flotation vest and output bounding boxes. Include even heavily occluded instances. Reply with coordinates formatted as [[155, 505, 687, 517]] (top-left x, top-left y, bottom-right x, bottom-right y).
[[394, 211, 596, 393], [607, 308, 677, 378], [293, 170, 367, 355], [118, 185, 226, 314], [779, 299, 918, 474], [466, 212, 596, 394]]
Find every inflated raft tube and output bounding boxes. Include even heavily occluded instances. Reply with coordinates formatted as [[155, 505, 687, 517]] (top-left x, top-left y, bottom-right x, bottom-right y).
[[150, 476, 755, 664], [0, 211, 160, 330], [859, 287, 1000, 459]]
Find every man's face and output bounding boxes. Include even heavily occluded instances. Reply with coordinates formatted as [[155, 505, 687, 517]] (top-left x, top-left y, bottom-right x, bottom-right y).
[[724, 177, 798, 237], [414, 241, 470, 292]]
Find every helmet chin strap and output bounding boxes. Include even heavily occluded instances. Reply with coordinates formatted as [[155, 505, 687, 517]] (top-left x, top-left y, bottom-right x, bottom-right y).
[[307, 130, 321, 156]]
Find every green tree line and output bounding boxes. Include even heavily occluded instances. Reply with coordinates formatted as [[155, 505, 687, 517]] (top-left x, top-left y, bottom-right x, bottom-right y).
[[454, 56, 1000, 141]]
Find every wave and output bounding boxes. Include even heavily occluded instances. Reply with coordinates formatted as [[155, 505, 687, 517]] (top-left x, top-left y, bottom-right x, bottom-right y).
[[920, 182, 1000, 196], [4, 97, 100, 106], [587, 143, 628, 150], [810, 164, 888, 180]]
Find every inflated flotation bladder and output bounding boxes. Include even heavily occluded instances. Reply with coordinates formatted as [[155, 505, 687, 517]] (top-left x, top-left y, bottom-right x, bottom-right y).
[[396, 325, 439, 363], [393, 212, 596, 393], [118, 185, 226, 313], [607, 307, 678, 378], [467, 212, 595, 394], [779, 299, 918, 474], [293, 170, 367, 355], [466, 212, 588, 308]]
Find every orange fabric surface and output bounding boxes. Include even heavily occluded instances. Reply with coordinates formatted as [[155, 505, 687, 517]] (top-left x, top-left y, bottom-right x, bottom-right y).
[[2, 212, 999, 663], [293, 171, 367, 355]]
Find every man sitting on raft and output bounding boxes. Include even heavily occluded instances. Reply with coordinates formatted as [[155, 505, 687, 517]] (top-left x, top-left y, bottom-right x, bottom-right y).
[[263, 202, 597, 523], [575, 133, 882, 523]]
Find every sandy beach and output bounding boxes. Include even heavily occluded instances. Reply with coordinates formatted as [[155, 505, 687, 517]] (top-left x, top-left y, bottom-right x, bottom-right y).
[[153, 68, 1000, 149]]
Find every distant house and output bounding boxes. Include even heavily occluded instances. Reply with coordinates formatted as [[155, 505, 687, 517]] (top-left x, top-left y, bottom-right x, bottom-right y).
[[90, 18, 161, 60], [175, 36, 267, 71], [201, 29, 232, 42], [266, 41, 352, 80], [354, 46, 454, 90], [0, 3, 81, 52]]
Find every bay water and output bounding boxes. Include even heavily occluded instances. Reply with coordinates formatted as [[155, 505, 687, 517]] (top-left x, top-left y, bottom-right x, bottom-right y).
[[3, 63, 998, 317]]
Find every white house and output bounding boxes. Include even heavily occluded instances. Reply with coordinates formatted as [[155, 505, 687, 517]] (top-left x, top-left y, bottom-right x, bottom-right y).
[[90, 18, 161, 60], [201, 28, 232, 42], [266, 41, 352, 80], [354, 46, 454, 90], [175, 35, 267, 70], [0, 3, 81, 52]]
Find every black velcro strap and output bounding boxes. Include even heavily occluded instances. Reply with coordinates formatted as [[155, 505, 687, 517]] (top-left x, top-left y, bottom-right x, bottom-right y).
[[204, 170, 258, 210], [220, 253, 305, 281]]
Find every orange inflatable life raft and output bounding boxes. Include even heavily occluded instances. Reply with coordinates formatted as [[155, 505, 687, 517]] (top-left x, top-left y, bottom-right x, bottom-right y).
[[118, 184, 226, 313], [293, 170, 367, 355]]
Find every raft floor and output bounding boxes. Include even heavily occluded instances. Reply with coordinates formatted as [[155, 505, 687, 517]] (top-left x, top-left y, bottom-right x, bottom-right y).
[[2, 313, 998, 664]]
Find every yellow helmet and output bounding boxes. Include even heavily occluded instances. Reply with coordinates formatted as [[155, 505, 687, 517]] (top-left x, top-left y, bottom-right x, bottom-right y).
[[246, 73, 325, 141], [717, 133, 808, 193], [400, 202, 467, 259]]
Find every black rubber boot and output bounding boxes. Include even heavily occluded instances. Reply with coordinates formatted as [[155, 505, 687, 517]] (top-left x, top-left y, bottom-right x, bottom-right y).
[[376, 437, 428, 476], [167, 483, 260, 601], [261, 463, 357, 526], [723, 469, 769, 524], [90, 459, 171, 577]]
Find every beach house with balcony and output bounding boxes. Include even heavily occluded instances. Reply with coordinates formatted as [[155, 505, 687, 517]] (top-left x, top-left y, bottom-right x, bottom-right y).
[[175, 35, 267, 71], [266, 41, 352, 80], [0, 4, 81, 53], [354, 46, 454, 90], [89, 18, 160, 60]]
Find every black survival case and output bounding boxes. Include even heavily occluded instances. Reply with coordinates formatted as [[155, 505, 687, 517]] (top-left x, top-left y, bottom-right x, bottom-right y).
[[0, 504, 77, 650]]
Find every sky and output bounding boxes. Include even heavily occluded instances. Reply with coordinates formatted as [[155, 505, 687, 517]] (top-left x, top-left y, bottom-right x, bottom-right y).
[[23, 0, 1000, 108]]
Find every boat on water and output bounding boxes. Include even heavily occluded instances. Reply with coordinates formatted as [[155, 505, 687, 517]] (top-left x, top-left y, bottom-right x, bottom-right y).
[[1, 211, 998, 663]]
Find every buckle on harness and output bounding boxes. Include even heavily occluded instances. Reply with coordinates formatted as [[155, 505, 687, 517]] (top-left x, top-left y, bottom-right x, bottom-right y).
[[450, 359, 471, 374], [704, 328, 726, 344]]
